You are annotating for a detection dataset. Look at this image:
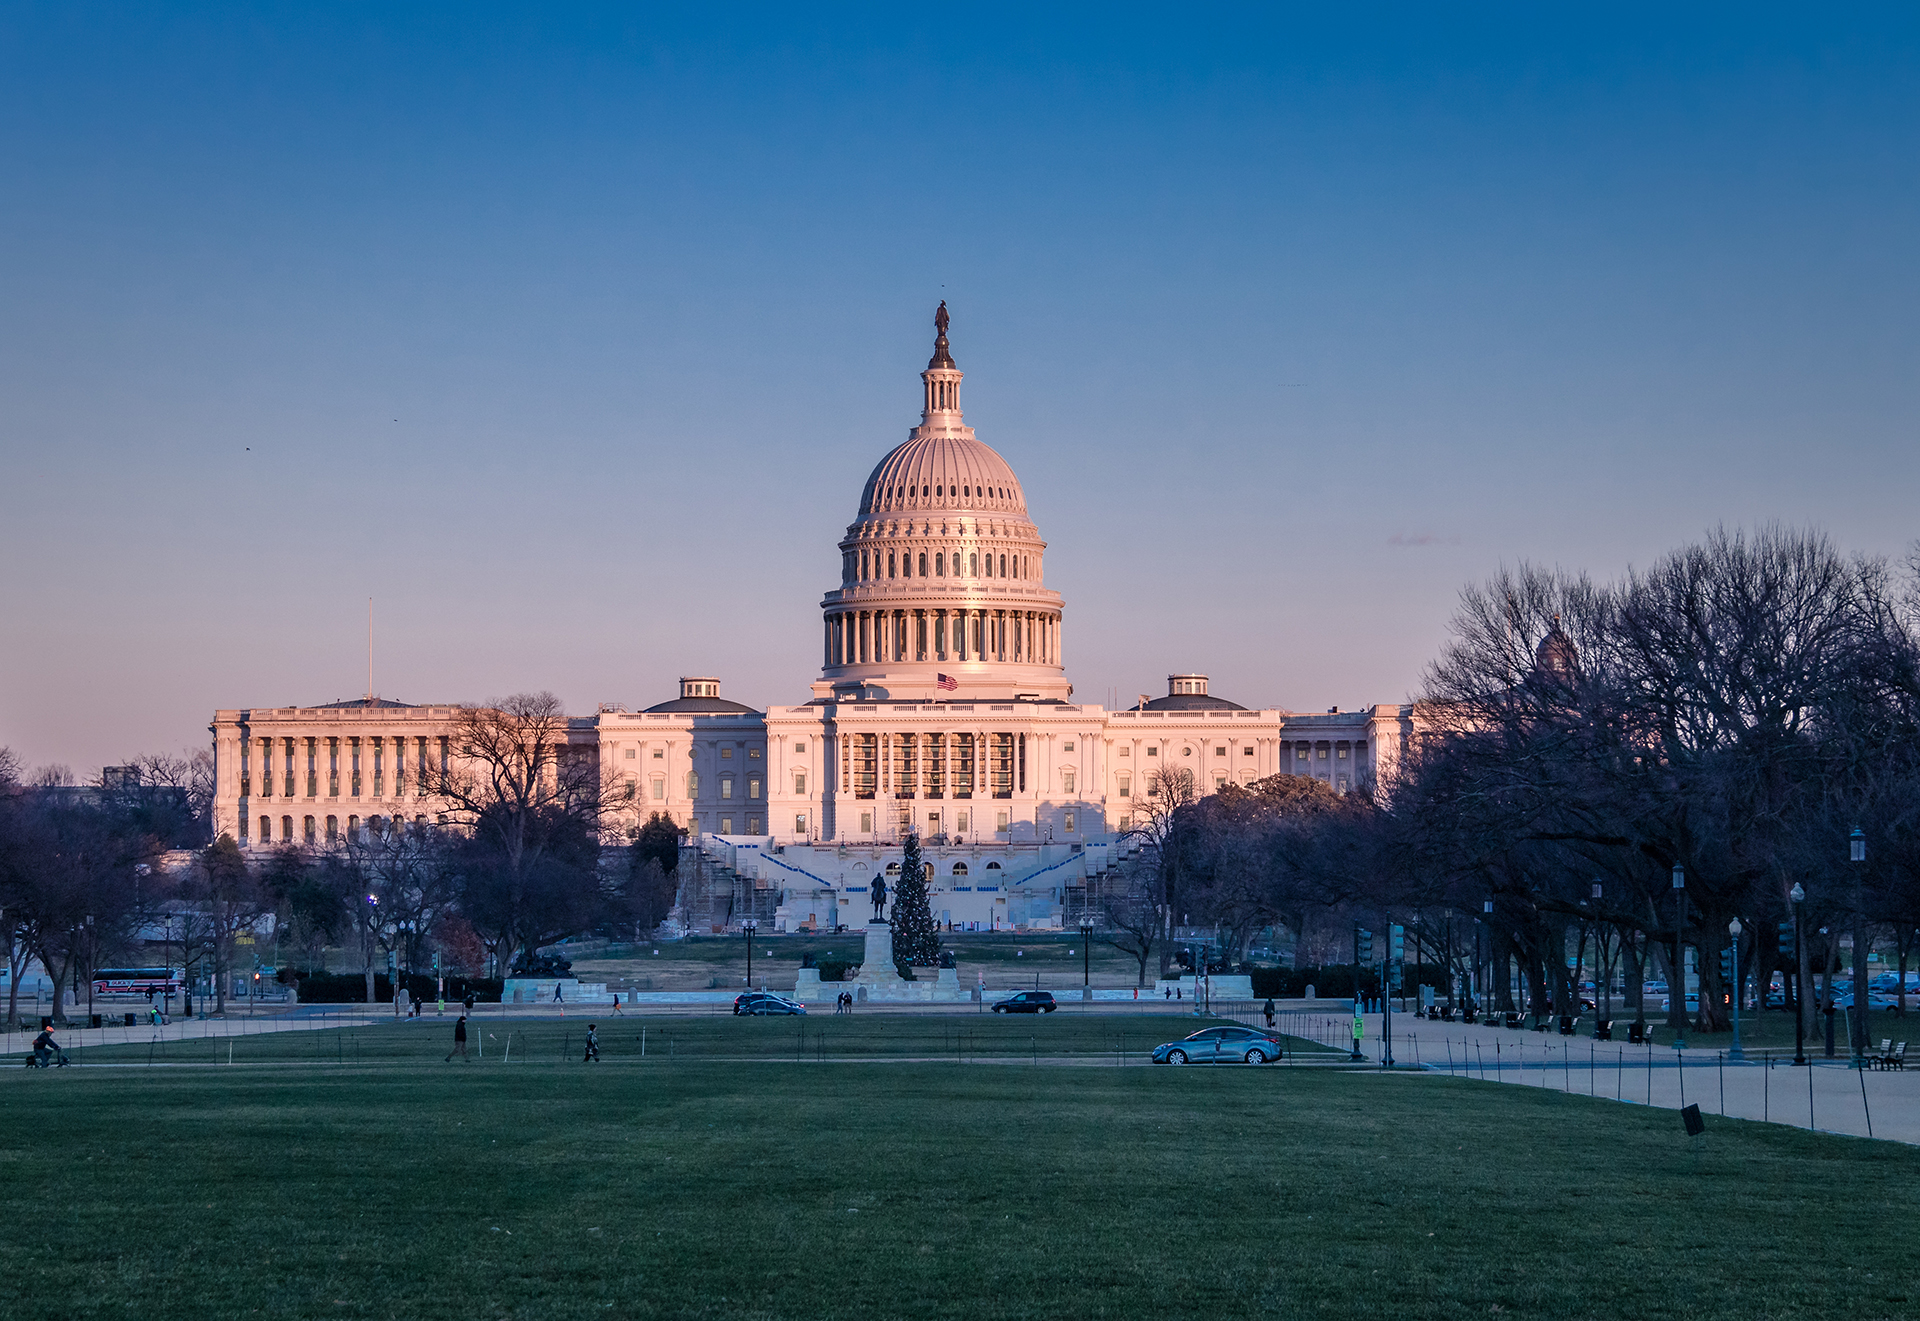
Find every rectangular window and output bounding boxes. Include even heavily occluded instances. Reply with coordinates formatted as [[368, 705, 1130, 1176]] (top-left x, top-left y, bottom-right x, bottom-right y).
[[1064, 811, 1076, 833], [238, 813, 249, 840], [625, 749, 636, 760], [747, 816, 761, 835], [721, 777, 734, 800], [953, 733, 975, 798], [990, 733, 1014, 798], [1215, 746, 1226, 757], [306, 738, 318, 797], [326, 815, 338, 842], [749, 747, 761, 760], [721, 817, 734, 835], [1062, 741, 1074, 752], [1214, 774, 1227, 791], [1117, 773, 1131, 798], [893, 733, 917, 798], [795, 812, 808, 834], [852, 734, 878, 799], [1119, 746, 1129, 756], [860, 811, 873, 833], [304, 815, 316, 844], [996, 810, 1009, 833], [1146, 747, 1158, 757], [284, 739, 295, 797], [1244, 746, 1254, 756], [748, 778, 761, 800], [924, 733, 944, 798], [652, 778, 665, 800], [956, 810, 969, 834], [653, 748, 663, 759], [350, 739, 362, 797], [794, 740, 807, 753], [1119, 813, 1131, 831], [794, 771, 807, 796], [722, 747, 733, 760], [1338, 746, 1349, 759], [1062, 769, 1076, 795]]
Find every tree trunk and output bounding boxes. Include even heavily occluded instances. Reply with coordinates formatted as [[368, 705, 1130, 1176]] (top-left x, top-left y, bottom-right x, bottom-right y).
[[1623, 929, 1645, 1020]]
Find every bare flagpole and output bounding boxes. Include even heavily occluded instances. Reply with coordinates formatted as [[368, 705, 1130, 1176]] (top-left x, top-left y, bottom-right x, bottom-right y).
[[366, 597, 373, 701]]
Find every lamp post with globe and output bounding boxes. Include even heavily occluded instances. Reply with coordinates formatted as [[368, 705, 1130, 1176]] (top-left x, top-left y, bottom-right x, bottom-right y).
[[1728, 917, 1744, 1061], [1791, 882, 1808, 1066]]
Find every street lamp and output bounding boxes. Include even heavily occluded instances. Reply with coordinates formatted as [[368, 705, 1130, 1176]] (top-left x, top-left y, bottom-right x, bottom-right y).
[[742, 918, 757, 989], [1079, 915, 1095, 992], [1671, 863, 1687, 1050], [1850, 826, 1868, 1067], [1728, 917, 1744, 1061], [1790, 881, 1808, 1066]]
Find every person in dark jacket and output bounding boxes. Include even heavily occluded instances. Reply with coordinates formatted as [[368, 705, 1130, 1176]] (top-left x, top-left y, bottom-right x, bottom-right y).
[[1264, 999, 1277, 1030], [583, 1024, 600, 1063], [32, 1026, 59, 1067], [445, 1015, 470, 1063]]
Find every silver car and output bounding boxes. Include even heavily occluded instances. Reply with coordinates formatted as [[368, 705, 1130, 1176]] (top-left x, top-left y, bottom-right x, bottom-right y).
[[1151, 1025, 1283, 1065]]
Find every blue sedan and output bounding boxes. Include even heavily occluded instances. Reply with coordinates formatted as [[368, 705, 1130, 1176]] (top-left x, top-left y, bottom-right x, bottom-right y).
[[1151, 1025, 1284, 1065]]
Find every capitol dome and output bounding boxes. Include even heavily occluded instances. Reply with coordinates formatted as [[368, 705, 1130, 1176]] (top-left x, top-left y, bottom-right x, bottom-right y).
[[814, 304, 1069, 704], [858, 435, 1027, 518]]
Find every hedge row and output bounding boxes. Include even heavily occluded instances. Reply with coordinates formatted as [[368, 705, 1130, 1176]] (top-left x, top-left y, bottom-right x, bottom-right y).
[[286, 972, 503, 1004], [1247, 964, 1450, 999]]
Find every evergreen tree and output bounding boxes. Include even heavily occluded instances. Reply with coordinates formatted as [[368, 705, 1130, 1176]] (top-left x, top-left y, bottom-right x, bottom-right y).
[[890, 833, 942, 974]]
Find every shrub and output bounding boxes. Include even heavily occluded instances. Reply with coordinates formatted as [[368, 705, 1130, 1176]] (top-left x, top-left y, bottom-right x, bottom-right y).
[[284, 970, 502, 1003]]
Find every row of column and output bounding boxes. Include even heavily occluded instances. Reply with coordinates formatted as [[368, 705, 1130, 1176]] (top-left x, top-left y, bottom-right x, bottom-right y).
[[241, 733, 448, 801], [834, 731, 1024, 800], [824, 609, 1059, 668]]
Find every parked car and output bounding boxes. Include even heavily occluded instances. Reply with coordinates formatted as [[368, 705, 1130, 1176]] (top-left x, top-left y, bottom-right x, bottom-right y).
[[733, 992, 806, 1016], [991, 991, 1057, 1014], [1151, 1025, 1285, 1065]]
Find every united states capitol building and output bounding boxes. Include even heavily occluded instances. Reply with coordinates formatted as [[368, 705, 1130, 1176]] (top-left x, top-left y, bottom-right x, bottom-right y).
[[210, 308, 1413, 933]]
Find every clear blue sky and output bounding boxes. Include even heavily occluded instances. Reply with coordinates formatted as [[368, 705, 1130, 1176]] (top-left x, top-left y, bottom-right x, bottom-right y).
[[3, 5, 1917, 776]]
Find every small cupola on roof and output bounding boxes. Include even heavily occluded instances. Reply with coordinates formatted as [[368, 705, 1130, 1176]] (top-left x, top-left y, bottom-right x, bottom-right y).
[[641, 676, 760, 715], [1136, 673, 1247, 712]]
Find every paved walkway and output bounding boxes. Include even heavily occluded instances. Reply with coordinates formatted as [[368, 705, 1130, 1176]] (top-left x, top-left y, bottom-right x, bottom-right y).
[[1336, 1006, 1920, 1145]]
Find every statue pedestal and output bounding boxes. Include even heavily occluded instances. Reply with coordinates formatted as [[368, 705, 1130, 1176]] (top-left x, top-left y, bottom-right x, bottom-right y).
[[853, 922, 907, 990]]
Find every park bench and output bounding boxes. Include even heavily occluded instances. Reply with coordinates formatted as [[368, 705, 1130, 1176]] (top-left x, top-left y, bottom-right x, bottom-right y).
[[1628, 1020, 1647, 1045], [1874, 1041, 1906, 1071], [1440, 1006, 1456, 1022], [1503, 1011, 1524, 1029]]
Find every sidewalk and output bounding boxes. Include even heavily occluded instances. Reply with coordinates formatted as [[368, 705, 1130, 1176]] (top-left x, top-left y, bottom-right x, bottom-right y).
[[1362, 1006, 1920, 1145]]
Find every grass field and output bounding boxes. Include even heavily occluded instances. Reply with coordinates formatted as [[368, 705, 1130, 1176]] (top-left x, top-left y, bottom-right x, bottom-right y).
[[5, 1023, 1919, 1320], [68, 1014, 1338, 1066]]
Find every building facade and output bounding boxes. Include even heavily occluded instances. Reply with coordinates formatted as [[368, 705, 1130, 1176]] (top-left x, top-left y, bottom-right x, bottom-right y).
[[209, 307, 1412, 928]]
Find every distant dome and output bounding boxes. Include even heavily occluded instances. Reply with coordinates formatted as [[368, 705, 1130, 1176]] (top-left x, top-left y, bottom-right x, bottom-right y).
[[1534, 620, 1580, 684], [859, 435, 1026, 517]]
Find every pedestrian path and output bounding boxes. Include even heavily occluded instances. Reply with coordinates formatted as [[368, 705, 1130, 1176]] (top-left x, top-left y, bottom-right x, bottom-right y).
[[1368, 1008, 1920, 1144]]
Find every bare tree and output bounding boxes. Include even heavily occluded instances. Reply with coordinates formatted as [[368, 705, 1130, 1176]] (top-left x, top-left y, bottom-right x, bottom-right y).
[[425, 693, 606, 974], [1119, 764, 1196, 976]]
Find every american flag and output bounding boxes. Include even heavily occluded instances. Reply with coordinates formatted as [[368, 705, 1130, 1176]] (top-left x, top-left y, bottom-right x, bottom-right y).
[[936, 673, 958, 691]]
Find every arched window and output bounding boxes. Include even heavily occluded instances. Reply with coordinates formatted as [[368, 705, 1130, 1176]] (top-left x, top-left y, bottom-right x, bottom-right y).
[[304, 815, 316, 843], [970, 552, 978, 576], [326, 815, 339, 842], [935, 552, 945, 576], [963, 485, 970, 497], [986, 860, 1002, 871], [259, 815, 270, 841], [888, 552, 896, 578], [347, 814, 360, 837], [885, 862, 901, 876], [950, 861, 968, 876], [922, 485, 929, 497], [918, 552, 927, 576], [282, 815, 293, 840], [936, 485, 943, 497], [999, 554, 1007, 576], [860, 550, 868, 579]]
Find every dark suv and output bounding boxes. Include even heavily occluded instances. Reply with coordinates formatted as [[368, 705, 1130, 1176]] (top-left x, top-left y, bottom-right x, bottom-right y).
[[991, 991, 1057, 1014]]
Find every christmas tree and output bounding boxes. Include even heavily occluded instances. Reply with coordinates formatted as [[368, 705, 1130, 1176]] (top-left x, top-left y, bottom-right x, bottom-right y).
[[890, 832, 942, 975]]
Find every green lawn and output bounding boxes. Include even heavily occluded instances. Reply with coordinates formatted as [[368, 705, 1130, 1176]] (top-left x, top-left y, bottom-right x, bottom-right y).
[[4, 1043, 1917, 1319], [67, 1014, 1339, 1065]]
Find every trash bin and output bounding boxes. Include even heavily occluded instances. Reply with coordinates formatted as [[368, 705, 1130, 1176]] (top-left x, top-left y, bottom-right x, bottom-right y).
[[1594, 1019, 1612, 1041], [124, 1012, 137, 1027], [90, 1014, 103, 1029]]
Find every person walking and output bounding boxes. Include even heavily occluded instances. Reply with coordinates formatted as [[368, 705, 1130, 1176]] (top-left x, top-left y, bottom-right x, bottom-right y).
[[445, 1014, 470, 1063], [1264, 998, 1277, 1030], [583, 1023, 600, 1063]]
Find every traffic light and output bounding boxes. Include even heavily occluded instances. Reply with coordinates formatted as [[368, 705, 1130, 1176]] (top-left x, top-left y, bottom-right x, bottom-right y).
[[1356, 929, 1373, 962], [1777, 921, 1794, 956], [1719, 948, 1735, 982], [1389, 925, 1405, 966], [432, 952, 440, 974]]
